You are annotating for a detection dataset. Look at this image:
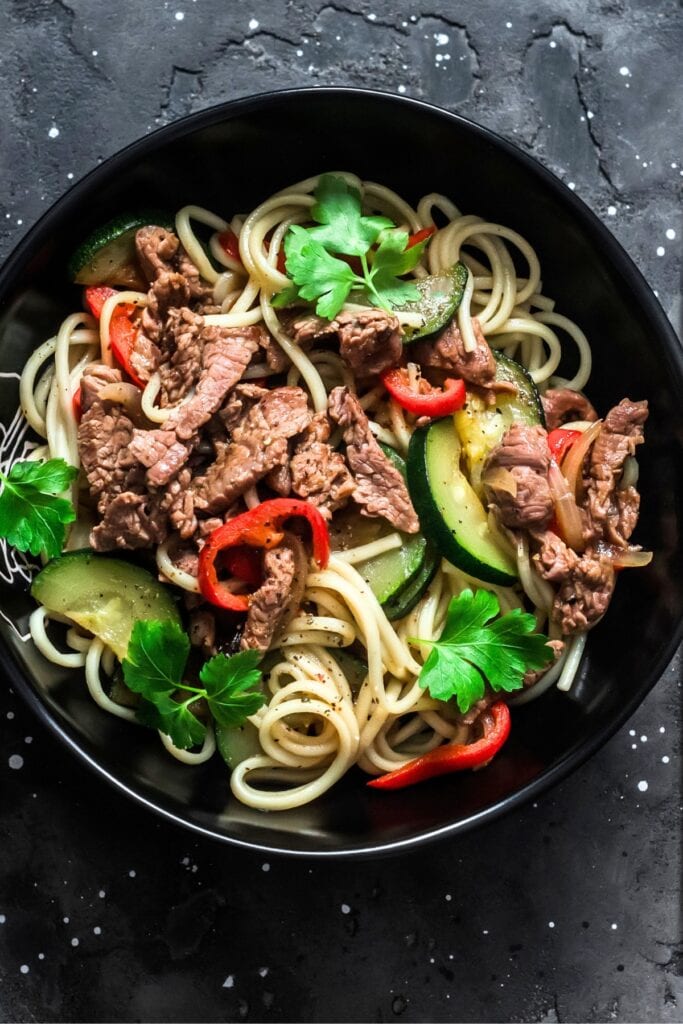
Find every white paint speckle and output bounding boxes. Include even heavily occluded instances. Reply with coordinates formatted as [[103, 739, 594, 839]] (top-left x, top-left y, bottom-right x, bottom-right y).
[[223, 975, 235, 988], [637, 780, 648, 792], [611, 922, 618, 930], [258, 966, 269, 978], [248, 17, 259, 30], [48, 126, 60, 139], [367, 12, 376, 20], [656, 246, 665, 257], [261, 863, 270, 872], [71, 937, 79, 947], [607, 205, 617, 216], [660, 726, 666, 733], [93, 926, 102, 935], [568, 181, 576, 190], [20, 964, 29, 975], [9, 755, 23, 770], [506, 21, 512, 28], [631, 743, 637, 750], [629, 729, 636, 736], [7, 711, 14, 720], [24, 736, 32, 744], [548, 921, 555, 928], [435, 32, 449, 45], [445, 894, 452, 902], [341, 903, 351, 914], [397, 85, 406, 94], [63, 916, 69, 924], [640, 735, 647, 743], [619, 66, 630, 76], [38, 953, 44, 960], [128, 870, 136, 878], [98, 890, 106, 899], [483, 929, 489, 935], [666, 228, 676, 240], [549, 40, 557, 48], [587, 110, 594, 119], [92, 49, 98, 56], [0, 915, 6, 924], [662, 756, 670, 764]]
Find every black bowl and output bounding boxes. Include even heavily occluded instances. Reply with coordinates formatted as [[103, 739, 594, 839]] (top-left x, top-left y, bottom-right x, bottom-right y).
[[0, 88, 681, 857]]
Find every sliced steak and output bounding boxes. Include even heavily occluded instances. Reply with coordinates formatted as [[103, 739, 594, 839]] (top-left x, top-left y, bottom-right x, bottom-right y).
[[290, 412, 355, 518], [129, 325, 260, 487], [483, 423, 553, 529], [78, 365, 145, 509], [584, 398, 648, 547], [240, 540, 304, 653], [328, 386, 419, 533], [542, 388, 598, 431], [135, 225, 211, 347], [90, 492, 167, 552], [412, 317, 500, 389], [157, 307, 205, 406], [532, 530, 616, 635], [289, 309, 402, 379], [194, 387, 311, 514]]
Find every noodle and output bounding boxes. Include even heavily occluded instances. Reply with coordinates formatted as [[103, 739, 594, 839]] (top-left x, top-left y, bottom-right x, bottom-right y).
[[18, 172, 596, 809]]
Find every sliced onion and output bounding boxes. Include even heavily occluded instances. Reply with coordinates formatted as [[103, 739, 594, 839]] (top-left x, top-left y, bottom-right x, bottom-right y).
[[611, 548, 653, 568], [99, 381, 144, 421], [561, 418, 602, 497], [482, 467, 518, 496], [548, 461, 585, 552]]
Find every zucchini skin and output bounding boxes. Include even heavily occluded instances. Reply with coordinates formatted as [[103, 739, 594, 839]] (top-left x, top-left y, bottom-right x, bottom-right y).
[[398, 261, 469, 343], [382, 544, 440, 621], [407, 421, 518, 587], [68, 210, 174, 284]]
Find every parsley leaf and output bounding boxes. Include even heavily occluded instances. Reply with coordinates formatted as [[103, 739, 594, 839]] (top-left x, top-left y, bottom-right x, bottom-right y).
[[278, 175, 430, 320], [307, 173, 393, 256], [122, 620, 264, 749], [412, 589, 553, 714], [199, 649, 265, 727], [0, 458, 77, 559]]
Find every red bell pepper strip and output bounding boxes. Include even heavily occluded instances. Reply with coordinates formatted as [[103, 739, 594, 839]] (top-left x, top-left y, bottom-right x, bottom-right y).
[[108, 305, 146, 389], [198, 498, 330, 611], [217, 228, 243, 266], [84, 285, 117, 320], [547, 428, 582, 465], [407, 225, 436, 249], [367, 701, 511, 790], [72, 387, 82, 422], [223, 547, 263, 587], [381, 367, 466, 417]]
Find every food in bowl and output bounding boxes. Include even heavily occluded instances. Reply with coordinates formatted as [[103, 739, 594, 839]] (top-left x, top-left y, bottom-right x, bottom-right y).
[[0, 171, 649, 810]]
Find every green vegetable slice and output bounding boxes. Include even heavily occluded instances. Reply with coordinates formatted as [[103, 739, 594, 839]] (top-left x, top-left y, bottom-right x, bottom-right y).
[[397, 261, 469, 342], [68, 210, 174, 286]]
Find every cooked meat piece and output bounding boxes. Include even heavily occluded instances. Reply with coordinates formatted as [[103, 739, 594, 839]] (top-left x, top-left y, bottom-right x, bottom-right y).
[[483, 423, 553, 529], [542, 388, 598, 431], [157, 307, 205, 406], [78, 366, 145, 508], [265, 462, 292, 496], [328, 386, 419, 533], [532, 531, 616, 635], [256, 327, 289, 372], [523, 639, 564, 687], [219, 382, 269, 433], [189, 609, 216, 652], [159, 467, 197, 539], [412, 317, 502, 389], [135, 225, 211, 344], [129, 330, 161, 383], [240, 545, 297, 652], [194, 387, 311, 514], [584, 398, 648, 547], [90, 492, 167, 551], [289, 309, 402, 380], [129, 325, 260, 487], [290, 412, 355, 519]]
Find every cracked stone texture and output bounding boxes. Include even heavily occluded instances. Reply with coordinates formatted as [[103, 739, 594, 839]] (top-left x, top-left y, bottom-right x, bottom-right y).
[[0, 0, 681, 1021]]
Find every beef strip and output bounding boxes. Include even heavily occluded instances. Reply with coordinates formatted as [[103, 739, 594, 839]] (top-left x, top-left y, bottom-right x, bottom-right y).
[[542, 388, 598, 431], [289, 309, 402, 379], [194, 387, 312, 514], [239, 533, 309, 653], [584, 398, 648, 547], [483, 423, 553, 529], [328, 386, 419, 533], [90, 492, 167, 551], [412, 317, 506, 390], [532, 530, 616, 635], [157, 307, 205, 406], [290, 412, 355, 518], [129, 324, 260, 487]]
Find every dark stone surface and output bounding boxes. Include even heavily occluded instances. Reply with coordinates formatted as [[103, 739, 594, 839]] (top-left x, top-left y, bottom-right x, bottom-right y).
[[0, 0, 681, 1020]]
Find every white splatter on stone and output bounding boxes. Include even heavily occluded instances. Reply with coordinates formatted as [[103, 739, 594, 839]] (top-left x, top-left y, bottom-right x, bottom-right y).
[[660, 726, 666, 733], [48, 126, 60, 139], [568, 182, 576, 190], [607, 205, 617, 216], [619, 66, 630, 76], [662, 756, 670, 764], [7, 711, 14, 720], [445, 894, 452, 902], [548, 921, 555, 928], [435, 32, 449, 45], [367, 12, 376, 20], [98, 890, 106, 899], [640, 735, 647, 742], [587, 110, 594, 119], [93, 926, 102, 935], [656, 246, 665, 256], [24, 736, 32, 744], [341, 903, 351, 914], [549, 40, 557, 48], [506, 21, 512, 28], [223, 975, 235, 988], [38, 953, 44, 960], [20, 964, 29, 974], [0, 915, 5, 924], [629, 729, 636, 736], [611, 922, 618, 930], [258, 966, 269, 978], [128, 869, 136, 878], [248, 17, 259, 30], [9, 755, 24, 770], [397, 85, 406, 94], [261, 863, 270, 872], [637, 780, 648, 792], [666, 228, 676, 240], [92, 49, 98, 56], [175, 10, 185, 20], [71, 937, 79, 947], [63, 916, 69, 924]]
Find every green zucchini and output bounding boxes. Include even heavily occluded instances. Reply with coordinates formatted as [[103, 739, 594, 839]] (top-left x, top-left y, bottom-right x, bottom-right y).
[[396, 261, 468, 343], [216, 720, 261, 770], [68, 210, 174, 287], [332, 649, 368, 691], [407, 418, 517, 586], [454, 352, 545, 497], [382, 544, 440, 621], [31, 550, 180, 659]]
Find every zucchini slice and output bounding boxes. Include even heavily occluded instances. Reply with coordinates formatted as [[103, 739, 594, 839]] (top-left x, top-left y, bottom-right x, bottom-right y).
[[216, 721, 261, 770], [31, 550, 180, 659], [407, 418, 517, 586], [455, 352, 545, 497], [396, 261, 468, 343], [68, 210, 174, 287], [382, 544, 440, 621]]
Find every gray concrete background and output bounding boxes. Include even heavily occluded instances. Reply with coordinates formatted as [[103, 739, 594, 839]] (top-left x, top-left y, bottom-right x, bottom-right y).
[[0, 1, 681, 1021]]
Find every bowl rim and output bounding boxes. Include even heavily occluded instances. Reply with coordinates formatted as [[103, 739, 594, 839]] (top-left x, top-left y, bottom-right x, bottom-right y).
[[1, 85, 682, 859]]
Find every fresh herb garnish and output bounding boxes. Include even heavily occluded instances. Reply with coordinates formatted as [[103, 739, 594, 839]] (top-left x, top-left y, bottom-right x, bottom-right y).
[[411, 589, 553, 714], [272, 173, 428, 319], [122, 619, 265, 749], [0, 458, 78, 559]]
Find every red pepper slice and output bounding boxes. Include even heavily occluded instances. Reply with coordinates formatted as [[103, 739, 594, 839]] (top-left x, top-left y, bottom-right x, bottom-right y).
[[381, 367, 466, 417], [368, 701, 511, 790], [84, 285, 117, 320], [222, 547, 263, 587], [217, 228, 243, 266], [547, 428, 582, 465], [108, 304, 146, 389], [407, 225, 436, 249], [72, 387, 82, 422], [198, 498, 330, 611]]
